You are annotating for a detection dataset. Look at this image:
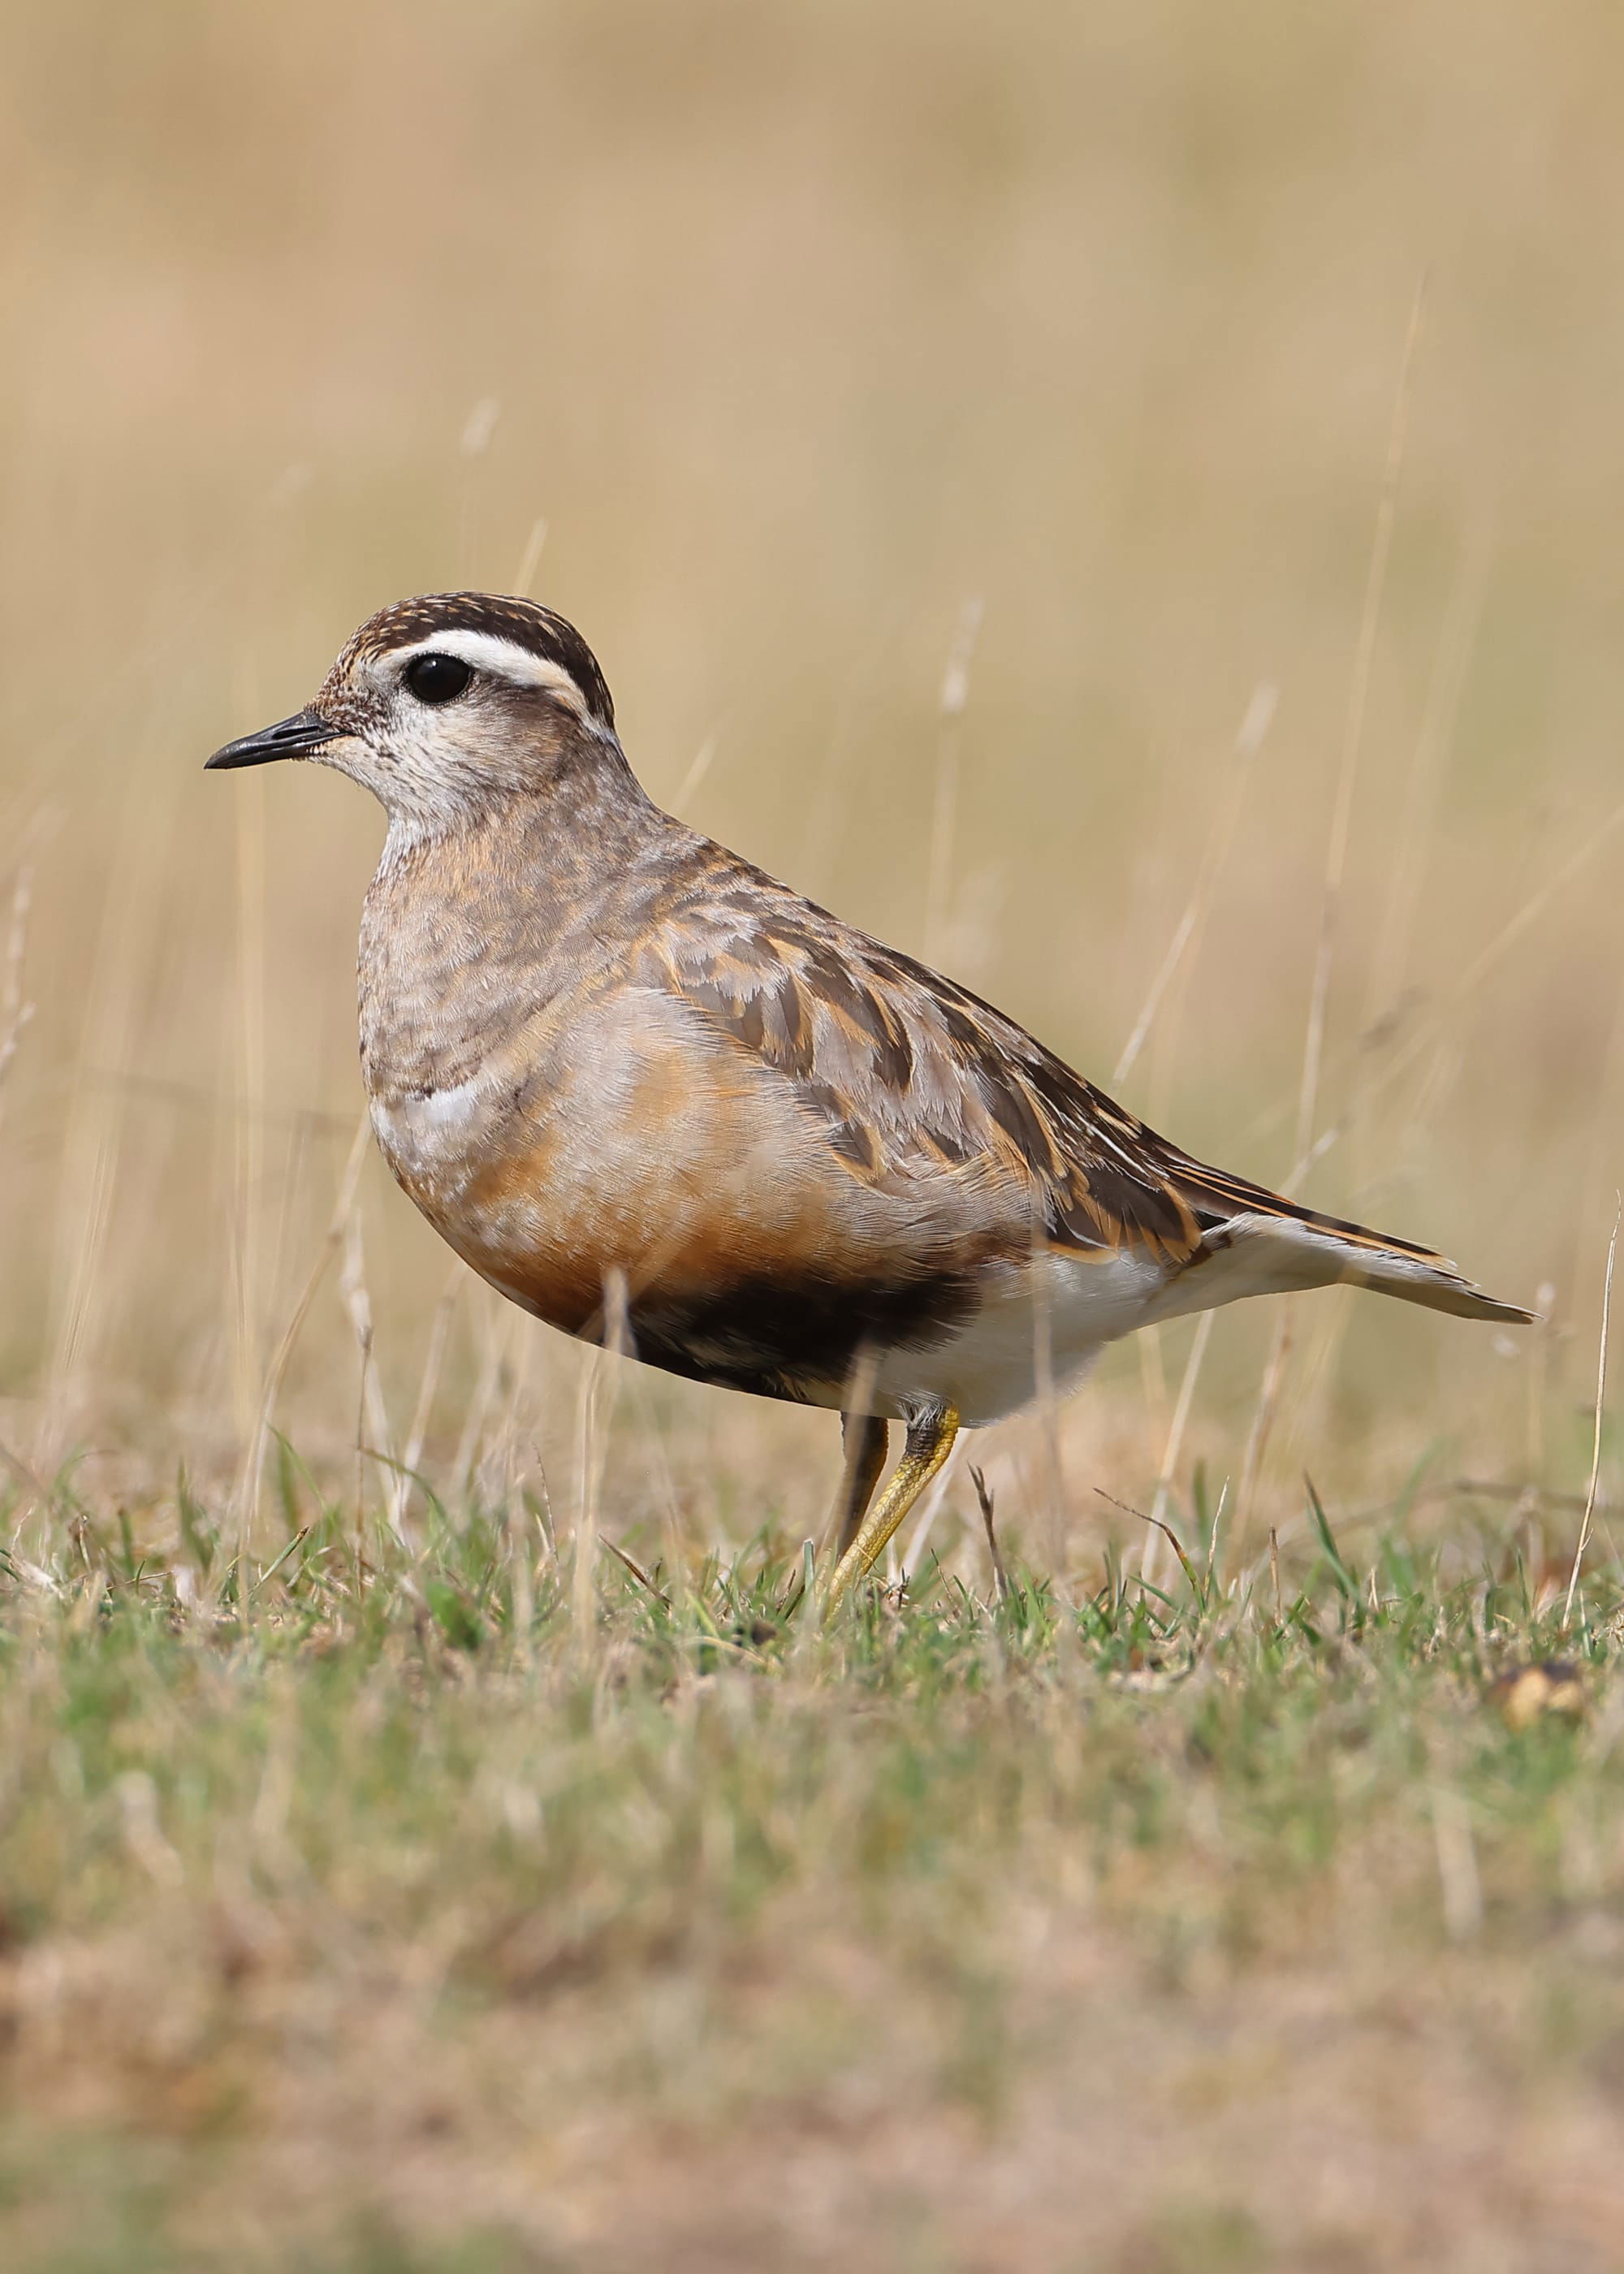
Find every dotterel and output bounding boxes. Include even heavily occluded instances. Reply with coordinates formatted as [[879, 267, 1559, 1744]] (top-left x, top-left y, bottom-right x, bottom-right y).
[[208, 593, 1532, 1615]]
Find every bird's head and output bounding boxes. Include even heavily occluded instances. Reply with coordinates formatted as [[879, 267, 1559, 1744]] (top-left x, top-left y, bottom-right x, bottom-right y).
[[205, 592, 620, 832]]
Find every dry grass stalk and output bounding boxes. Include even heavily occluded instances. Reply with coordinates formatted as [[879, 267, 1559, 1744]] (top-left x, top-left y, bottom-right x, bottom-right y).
[[673, 732, 720, 817], [231, 772, 268, 1463], [339, 1205, 400, 1545], [1236, 1307, 1294, 1552], [512, 514, 549, 594], [37, 747, 180, 1462], [1113, 681, 1275, 1089], [1140, 1308, 1216, 1584], [391, 1266, 461, 1537], [0, 861, 33, 1109], [924, 596, 983, 966], [448, 1289, 507, 1510], [1263, 794, 1624, 1200], [571, 1346, 605, 1659], [1297, 277, 1425, 1168], [969, 1463, 1009, 1601], [1362, 520, 1492, 1032], [506, 1488, 538, 1659], [235, 1113, 372, 1553], [1429, 1784, 1484, 1941], [1563, 1197, 1619, 1631], [571, 1270, 629, 1659], [1234, 284, 1425, 1552]]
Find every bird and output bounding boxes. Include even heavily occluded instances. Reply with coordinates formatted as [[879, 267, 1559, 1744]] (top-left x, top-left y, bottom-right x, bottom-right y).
[[207, 592, 1533, 1617]]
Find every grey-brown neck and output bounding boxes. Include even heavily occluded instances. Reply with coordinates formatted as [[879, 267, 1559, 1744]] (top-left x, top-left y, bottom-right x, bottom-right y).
[[369, 725, 655, 867], [359, 757, 680, 1105]]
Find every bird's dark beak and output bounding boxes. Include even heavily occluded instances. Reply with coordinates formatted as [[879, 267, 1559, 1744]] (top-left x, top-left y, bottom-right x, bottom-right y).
[[205, 708, 337, 771]]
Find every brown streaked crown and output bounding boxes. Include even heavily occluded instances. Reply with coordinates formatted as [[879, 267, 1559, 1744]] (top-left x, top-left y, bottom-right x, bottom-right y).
[[339, 592, 616, 731]]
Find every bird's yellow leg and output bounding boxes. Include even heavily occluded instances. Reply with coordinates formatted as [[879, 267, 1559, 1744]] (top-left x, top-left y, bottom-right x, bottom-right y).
[[823, 1403, 959, 1622]]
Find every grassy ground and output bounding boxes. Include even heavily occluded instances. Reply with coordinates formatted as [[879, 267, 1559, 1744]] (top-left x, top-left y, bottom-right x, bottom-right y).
[[2, 1471, 1620, 2273]]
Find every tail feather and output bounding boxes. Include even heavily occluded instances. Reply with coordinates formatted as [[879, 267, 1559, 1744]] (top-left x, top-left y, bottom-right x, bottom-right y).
[[1334, 1237, 1535, 1323], [1175, 1206, 1535, 1325]]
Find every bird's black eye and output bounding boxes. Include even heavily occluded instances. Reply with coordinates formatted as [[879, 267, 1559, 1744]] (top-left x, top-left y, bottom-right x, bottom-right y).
[[404, 652, 473, 706]]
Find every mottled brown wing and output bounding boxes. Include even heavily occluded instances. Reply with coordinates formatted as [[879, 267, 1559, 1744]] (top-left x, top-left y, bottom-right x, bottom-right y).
[[636, 853, 1212, 1269]]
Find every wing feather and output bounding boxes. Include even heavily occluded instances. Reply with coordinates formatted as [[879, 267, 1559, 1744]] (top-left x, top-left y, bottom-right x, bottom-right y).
[[634, 841, 1530, 1322], [637, 854, 1205, 1263]]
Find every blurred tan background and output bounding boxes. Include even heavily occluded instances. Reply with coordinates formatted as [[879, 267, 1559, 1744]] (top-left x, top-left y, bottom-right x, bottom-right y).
[[2, 0, 1622, 1567]]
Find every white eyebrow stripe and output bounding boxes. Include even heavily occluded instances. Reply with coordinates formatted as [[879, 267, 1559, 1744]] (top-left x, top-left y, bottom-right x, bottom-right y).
[[389, 629, 594, 715]]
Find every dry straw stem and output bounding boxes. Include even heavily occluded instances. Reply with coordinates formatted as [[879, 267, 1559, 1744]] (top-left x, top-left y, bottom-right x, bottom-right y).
[[234, 1111, 372, 1557], [1429, 1783, 1484, 1942], [1360, 517, 1492, 1035], [1119, 681, 1272, 1586], [230, 769, 268, 1463], [1297, 276, 1426, 1168], [968, 1462, 1009, 1601], [570, 1269, 630, 1660], [1140, 1308, 1216, 1585], [1026, 1207, 1069, 1594], [1236, 283, 1424, 1548], [923, 595, 984, 966], [512, 513, 548, 597], [673, 731, 720, 817], [571, 1344, 605, 1661], [1279, 528, 1497, 1472], [38, 739, 180, 1458], [1095, 1485, 1205, 1610], [0, 859, 33, 1108], [506, 1489, 538, 1662], [1112, 679, 1276, 1091], [339, 1205, 400, 1545], [392, 1265, 461, 1539], [448, 1285, 508, 1507], [1247, 793, 1624, 1200], [1562, 1196, 1619, 1632]]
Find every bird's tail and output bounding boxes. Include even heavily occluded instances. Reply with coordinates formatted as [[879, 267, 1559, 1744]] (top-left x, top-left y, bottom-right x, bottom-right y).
[[1154, 1157, 1535, 1326]]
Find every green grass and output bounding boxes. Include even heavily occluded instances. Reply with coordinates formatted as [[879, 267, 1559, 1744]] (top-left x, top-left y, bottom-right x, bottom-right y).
[[2, 1473, 1619, 2272]]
